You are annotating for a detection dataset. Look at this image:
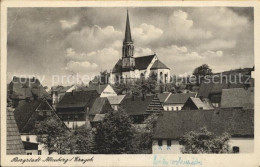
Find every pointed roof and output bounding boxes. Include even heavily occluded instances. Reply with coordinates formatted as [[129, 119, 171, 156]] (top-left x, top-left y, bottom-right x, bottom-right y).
[[151, 60, 170, 70], [124, 10, 133, 43], [7, 108, 25, 154]]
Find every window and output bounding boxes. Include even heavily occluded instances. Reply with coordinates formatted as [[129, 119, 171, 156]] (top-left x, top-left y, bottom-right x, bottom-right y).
[[176, 107, 179, 111], [38, 150, 42, 155], [171, 107, 174, 111], [158, 140, 162, 146], [26, 136, 30, 142], [233, 146, 240, 153], [27, 153, 32, 155], [167, 140, 171, 147]]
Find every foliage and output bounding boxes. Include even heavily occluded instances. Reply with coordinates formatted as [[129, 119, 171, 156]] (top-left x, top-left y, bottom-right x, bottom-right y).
[[192, 64, 213, 85], [61, 126, 94, 154], [35, 117, 69, 154], [89, 70, 110, 86], [179, 127, 231, 154], [94, 109, 134, 154]]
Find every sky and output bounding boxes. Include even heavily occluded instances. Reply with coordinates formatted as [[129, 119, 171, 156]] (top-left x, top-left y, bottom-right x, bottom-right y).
[[7, 7, 254, 88]]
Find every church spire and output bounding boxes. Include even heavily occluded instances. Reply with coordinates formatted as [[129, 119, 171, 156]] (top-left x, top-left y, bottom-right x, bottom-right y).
[[124, 10, 133, 43]]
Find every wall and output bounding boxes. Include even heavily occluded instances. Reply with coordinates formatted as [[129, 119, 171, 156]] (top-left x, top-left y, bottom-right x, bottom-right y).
[[21, 135, 49, 155], [163, 104, 184, 111], [100, 85, 117, 97], [152, 139, 182, 154], [25, 150, 38, 155], [64, 121, 86, 129], [152, 137, 254, 154]]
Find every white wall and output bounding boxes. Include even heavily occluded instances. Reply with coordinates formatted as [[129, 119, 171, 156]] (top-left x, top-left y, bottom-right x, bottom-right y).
[[152, 138, 254, 154], [152, 140, 182, 154], [100, 85, 117, 97], [64, 121, 86, 129], [163, 104, 183, 111], [21, 135, 49, 155]]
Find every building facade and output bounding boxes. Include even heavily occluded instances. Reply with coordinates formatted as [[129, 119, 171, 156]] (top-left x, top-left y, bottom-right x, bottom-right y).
[[110, 11, 170, 84]]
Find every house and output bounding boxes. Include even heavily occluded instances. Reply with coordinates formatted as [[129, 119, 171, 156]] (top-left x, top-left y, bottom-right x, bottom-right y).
[[110, 11, 170, 84], [8, 76, 51, 108], [152, 109, 254, 154], [13, 97, 66, 155], [56, 90, 99, 129], [50, 85, 74, 106], [88, 97, 113, 121], [182, 97, 214, 110], [163, 93, 197, 111], [85, 84, 117, 97], [157, 92, 171, 104], [106, 95, 126, 111], [7, 108, 25, 155], [220, 87, 254, 109], [120, 94, 164, 123]]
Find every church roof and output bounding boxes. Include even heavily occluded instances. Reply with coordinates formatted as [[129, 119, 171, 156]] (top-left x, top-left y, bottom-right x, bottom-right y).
[[150, 60, 170, 70], [124, 10, 133, 43]]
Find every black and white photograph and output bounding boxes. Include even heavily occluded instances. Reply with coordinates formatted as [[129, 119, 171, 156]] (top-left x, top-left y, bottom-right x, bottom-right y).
[[1, 1, 260, 167]]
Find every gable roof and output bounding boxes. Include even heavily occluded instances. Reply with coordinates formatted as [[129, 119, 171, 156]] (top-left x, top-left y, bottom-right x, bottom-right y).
[[88, 97, 113, 115], [189, 97, 214, 110], [56, 90, 99, 109], [135, 55, 156, 70], [121, 95, 163, 115], [153, 109, 254, 139], [7, 108, 25, 154], [157, 92, 171, 103], [221, 88, 254, 109], [107, 95, 126, 105], [165, 93, 197, 104], [13, 98, 60, 133], [150, 60, 169, 70]]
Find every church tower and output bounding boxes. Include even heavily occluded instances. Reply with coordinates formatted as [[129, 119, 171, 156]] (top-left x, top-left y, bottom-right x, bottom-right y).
[[122, 10, 135, 71]]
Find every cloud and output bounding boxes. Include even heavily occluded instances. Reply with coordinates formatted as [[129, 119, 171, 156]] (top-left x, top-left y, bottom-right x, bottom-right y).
[[133, 23, 163, 44], [135, 47, 153, 57], [197, 39, 236, 51], [60, 19, 78, 29], [65, 61, 98, 73]]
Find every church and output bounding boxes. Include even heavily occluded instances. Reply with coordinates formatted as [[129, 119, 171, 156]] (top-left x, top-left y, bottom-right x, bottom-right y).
[[110, 11, 170, 84]]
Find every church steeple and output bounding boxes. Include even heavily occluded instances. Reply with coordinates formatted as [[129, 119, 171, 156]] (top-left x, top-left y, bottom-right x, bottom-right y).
[[122, 10, 135, 70], [124, 10, 133, 43]]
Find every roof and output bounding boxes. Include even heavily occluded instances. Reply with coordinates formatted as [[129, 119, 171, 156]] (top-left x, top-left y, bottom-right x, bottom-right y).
[[150, 60, 169, 70], [56, 90, 99, 109], [124, 10, 133, 43], [7, 108, 25, 154], [84, 85, 108, 94], [164, 93, 197, 104], [121, 95, 164, 115], [135, 55, 156, 70], [8, 77, 51, 100], [157, 92, 171, 103], [153, 109, 254, 139], [221, 88, 254, 109], [13, 98, 66, 134], [112, 55, 156, 73], [51, 85, 72, 93], [92, 114, 106, 122], [107, 95, 126, 105], [189, 97, 214, 110], [88, 97, 113, 115]]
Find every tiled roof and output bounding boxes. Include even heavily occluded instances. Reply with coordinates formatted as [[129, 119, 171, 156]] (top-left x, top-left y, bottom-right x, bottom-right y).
[[164, 93, 197, 104], [157, 92, 171, 103], [88, 97, 113, 115], [56, 90, 99, 109], [121, 95, 164, 115], [150, 60, 169, 70], [135, 55, 155, 70], [153, 109, 254, 139], [112, 60, 122, 73], [107, 95, 126, 105], [221, 88, 254, 109], [7, 108, 25, 154]]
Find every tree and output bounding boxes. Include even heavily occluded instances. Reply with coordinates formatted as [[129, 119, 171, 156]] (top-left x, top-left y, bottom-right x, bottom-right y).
[[193, 64, 213, 85], [94, 109, 134, 154], [179, 127, 230, 154], [35, 117, 69, 154], [61, 125, 94, 154]]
